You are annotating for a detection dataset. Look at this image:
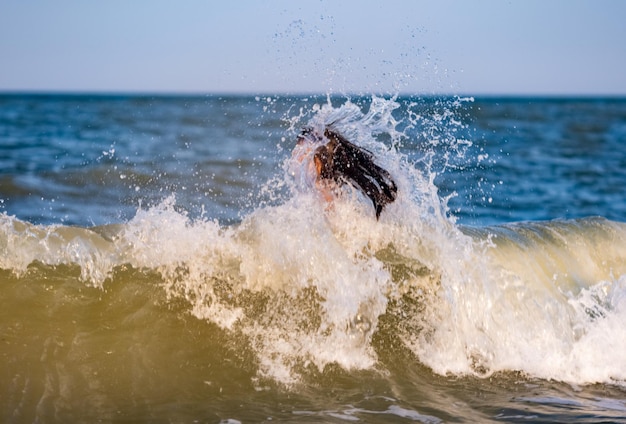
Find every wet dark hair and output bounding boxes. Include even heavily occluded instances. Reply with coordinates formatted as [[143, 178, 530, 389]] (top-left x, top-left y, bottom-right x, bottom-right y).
[[310, 127, 397, 219]]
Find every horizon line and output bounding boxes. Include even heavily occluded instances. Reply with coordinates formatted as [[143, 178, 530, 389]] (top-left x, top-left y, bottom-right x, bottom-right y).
[[2, 89, 626, 100]]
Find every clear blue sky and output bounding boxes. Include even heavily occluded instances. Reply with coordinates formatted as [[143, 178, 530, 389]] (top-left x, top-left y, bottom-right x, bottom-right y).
[[1, 0, 625, 95]]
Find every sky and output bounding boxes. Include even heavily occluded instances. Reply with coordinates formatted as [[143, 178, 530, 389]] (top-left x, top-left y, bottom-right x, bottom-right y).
[[1, 0, 625, 96]]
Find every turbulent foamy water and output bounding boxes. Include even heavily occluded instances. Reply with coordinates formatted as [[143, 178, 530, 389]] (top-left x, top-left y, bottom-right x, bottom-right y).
[[2, 94, 626, 422]]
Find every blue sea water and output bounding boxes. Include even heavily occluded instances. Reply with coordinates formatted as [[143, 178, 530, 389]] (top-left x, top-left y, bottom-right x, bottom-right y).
[[2, 95, 625, 227], [1, 93, 626, 422]]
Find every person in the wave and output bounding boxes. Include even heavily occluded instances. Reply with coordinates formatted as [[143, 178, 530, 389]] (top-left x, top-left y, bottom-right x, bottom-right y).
[[291, 125, 397, 219]]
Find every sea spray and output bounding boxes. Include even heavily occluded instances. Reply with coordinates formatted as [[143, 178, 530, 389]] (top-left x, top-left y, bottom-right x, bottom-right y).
[[0, 212, 120, 284], [154, 95, 479, 384], [406, 218, 626, 384], [2, 96, 626, 389]]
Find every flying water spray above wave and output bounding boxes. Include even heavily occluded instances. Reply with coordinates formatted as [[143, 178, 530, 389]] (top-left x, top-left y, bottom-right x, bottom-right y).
[[1, 95, 626, 387]]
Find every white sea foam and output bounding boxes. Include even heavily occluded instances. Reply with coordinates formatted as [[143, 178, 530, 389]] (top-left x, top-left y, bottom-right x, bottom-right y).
[[2, 96, 626, 387]]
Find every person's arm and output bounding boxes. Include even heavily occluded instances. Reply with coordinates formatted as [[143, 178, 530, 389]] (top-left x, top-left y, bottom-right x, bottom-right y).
[[313, 153, 335, 203]]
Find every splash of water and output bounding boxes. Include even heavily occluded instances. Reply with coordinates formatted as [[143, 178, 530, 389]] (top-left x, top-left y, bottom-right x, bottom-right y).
[[2, 96, 626, 387]]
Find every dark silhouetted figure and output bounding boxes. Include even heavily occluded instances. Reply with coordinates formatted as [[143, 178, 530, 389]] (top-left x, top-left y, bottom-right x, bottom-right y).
[[299, 126, 397, 219]]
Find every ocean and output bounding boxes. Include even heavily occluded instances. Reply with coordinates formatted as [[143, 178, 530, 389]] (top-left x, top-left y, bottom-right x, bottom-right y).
[[1, 93, 626, 423]]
